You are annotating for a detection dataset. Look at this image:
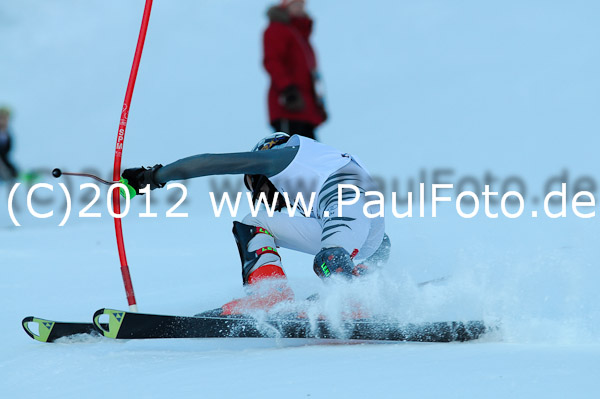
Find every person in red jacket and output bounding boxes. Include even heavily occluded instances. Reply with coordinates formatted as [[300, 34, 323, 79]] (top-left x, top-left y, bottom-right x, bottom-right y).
[[263, 0, 327, 140]]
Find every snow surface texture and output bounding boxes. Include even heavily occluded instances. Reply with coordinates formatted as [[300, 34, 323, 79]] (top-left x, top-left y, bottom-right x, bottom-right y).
[[1, 0, 599, 398]]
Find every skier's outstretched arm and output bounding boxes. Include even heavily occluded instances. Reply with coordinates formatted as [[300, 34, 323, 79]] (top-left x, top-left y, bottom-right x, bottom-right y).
[[155, 148, 297, 183], [122, 147, 298, 194]]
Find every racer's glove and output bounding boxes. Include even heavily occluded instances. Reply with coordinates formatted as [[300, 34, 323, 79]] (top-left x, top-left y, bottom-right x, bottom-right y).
[[121, 164, 164, 197], [279, 85, 305, 112]]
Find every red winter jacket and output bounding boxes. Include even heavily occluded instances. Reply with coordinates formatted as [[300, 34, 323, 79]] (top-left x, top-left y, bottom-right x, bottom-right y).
[[263, 6, 327, 127]]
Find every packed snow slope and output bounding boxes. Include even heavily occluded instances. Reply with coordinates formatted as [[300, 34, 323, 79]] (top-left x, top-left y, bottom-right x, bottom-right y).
[[1, 1, 599, 398]]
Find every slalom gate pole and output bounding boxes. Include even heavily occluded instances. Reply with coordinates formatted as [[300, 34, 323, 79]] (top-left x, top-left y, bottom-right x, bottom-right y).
[[112, 0, 153, 312]]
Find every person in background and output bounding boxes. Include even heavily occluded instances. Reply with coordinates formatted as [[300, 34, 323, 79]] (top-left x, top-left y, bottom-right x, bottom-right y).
[[0, 106, 18, 181], [263, 0, 327, 140]]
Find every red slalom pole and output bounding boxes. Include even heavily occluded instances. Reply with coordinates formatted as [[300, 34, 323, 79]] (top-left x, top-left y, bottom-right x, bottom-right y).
[[112, 0, 153, 312]]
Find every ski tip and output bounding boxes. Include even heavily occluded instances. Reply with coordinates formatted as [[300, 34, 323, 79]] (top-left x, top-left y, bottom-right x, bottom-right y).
[[22, 316, 54, 343], [93, 308, 126, 339]]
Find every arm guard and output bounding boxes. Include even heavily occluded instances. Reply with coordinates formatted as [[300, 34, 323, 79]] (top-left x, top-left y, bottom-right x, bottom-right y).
[[153, 147, 298, 184]]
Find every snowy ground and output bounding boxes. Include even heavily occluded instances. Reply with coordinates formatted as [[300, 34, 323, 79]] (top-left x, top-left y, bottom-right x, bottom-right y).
[[1, 1, 600, 398], [2, 216, 599, 399]]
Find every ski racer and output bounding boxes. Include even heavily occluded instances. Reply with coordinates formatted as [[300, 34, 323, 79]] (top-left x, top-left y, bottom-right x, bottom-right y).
[[122, 133, 390, 315]]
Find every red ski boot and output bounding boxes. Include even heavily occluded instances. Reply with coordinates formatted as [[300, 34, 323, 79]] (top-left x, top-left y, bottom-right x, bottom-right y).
[[221, 265, 294, 315]]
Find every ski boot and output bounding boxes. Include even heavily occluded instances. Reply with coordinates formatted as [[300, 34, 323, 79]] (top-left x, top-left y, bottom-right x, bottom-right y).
[[220, 222, 294, 315]]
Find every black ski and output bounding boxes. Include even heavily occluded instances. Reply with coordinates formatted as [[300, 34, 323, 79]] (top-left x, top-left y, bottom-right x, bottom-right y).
[[22, 317, 106, 343], [92, 308, 488, 342]]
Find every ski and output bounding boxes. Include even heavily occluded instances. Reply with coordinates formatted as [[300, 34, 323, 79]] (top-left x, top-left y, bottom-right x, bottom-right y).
[[92, 308, 489, 342], [21, 317, 106, 343]]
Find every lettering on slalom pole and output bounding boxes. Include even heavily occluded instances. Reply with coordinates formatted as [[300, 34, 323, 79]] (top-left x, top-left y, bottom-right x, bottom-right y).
[[116, 128, 125, 151], [115, 104, 129, 157]]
